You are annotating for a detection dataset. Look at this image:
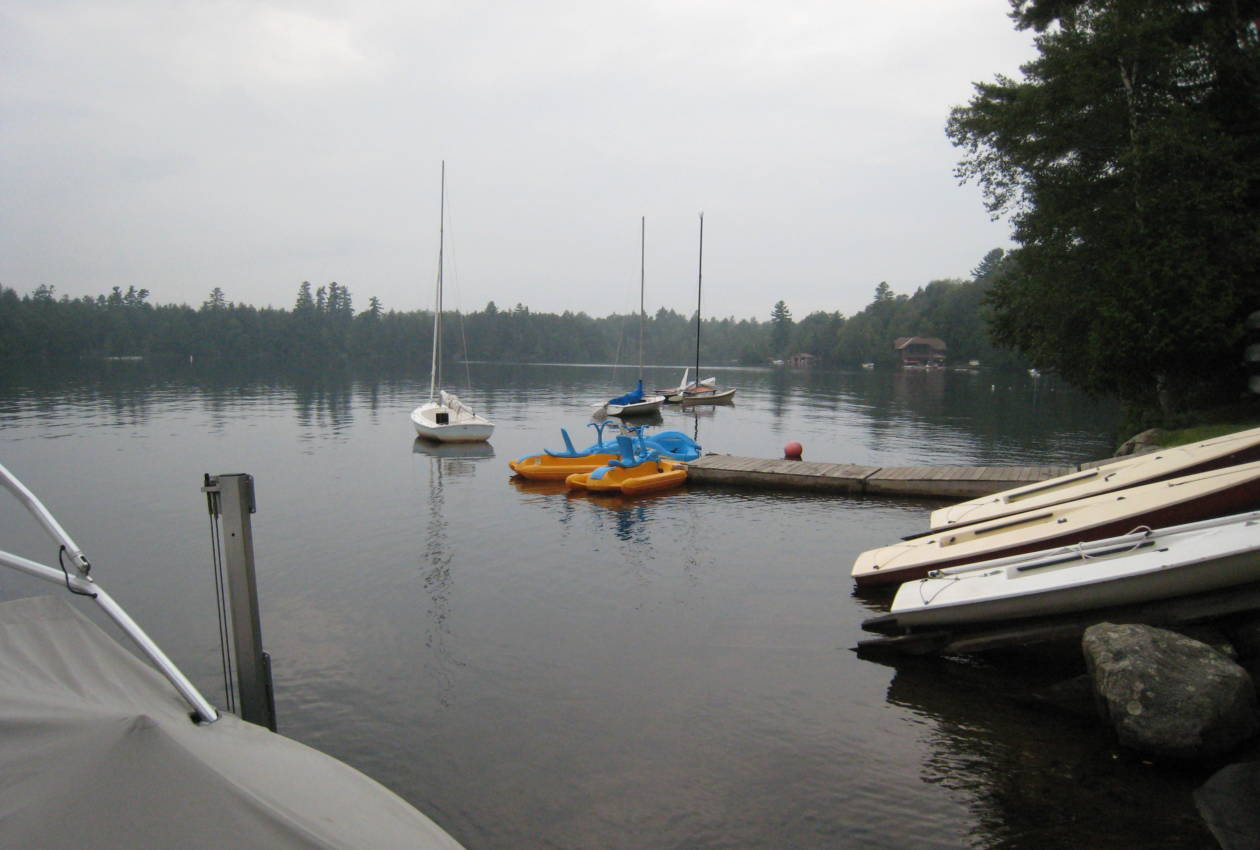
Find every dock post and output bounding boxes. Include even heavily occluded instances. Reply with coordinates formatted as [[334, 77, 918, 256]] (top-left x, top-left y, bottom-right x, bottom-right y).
[[203, 473, 277, 731]]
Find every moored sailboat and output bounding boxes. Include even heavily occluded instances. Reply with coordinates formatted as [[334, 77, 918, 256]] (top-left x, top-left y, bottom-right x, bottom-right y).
[[602, 217, 667, 418], [667, 212, 735, 406], [411, 162, 494, 443]]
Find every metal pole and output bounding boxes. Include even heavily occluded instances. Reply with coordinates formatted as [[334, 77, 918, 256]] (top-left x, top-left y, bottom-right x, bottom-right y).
[[695, 212, 703, 384], [204, 473, 276, 731]]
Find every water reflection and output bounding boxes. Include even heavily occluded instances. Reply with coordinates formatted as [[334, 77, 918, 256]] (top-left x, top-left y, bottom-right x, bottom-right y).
[[411, 439, 496, 707], [883, 658, 1217, 849]]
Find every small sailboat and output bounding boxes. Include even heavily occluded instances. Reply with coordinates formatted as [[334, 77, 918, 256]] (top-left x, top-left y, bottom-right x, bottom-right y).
[[929, 425, 1260, 531], [656, 367, 715, 398], [862, 511, 1260, 635], [602, 218, 666, 418], [667, 212, 735, 406], [411, 163, 494, 443], [851, 459, 1260, 587]]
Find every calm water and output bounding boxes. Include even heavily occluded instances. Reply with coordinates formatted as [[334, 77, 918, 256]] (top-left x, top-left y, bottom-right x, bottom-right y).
[[0, 361, 1220, 848]]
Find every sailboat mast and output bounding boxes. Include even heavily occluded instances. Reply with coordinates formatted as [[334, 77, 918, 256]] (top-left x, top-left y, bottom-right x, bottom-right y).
[[638, 216, 645, 383], [694, 211, 703, 385], [428, 162, 445, 402]]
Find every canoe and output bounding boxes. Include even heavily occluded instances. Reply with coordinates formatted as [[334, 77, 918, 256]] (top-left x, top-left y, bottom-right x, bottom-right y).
[[929, 425, 1260, 530], [862, 511, 1260, 634], [852, 459, 1260, 587], [565, 458, 687, 495]]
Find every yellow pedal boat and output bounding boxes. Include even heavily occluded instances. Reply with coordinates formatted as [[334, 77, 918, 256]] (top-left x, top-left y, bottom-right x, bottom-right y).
[[509, 452, 620, 481], [566, 458, 687, 496]]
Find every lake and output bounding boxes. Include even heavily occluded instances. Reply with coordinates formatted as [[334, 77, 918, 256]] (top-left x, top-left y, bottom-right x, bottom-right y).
[[0, 360, 1220, 848]]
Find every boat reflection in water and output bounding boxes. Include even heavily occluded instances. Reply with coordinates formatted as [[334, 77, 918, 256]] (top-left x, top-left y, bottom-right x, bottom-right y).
[[410, 437, 496, 708]]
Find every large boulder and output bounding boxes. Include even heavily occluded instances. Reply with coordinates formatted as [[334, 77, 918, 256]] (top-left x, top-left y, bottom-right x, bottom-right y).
[[1082, 623, 1259, 759], [1196, 762, 1260, 850], [1113, 428, 1165, 457]]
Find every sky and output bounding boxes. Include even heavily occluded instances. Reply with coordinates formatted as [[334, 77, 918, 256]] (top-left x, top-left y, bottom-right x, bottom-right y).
[[1, 1, 1039, 323]]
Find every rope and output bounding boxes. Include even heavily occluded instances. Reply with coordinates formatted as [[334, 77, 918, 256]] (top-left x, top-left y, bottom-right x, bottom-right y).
[[57, 546, 97, 598], [1075, 525, 1152, 559]]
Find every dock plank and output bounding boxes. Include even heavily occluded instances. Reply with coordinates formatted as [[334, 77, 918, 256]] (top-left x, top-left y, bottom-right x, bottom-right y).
[[686, 455, 1076, 501]]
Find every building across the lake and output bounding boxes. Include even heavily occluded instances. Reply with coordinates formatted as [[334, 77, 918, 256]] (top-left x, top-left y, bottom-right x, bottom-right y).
[[787, 353, 818, 368], [894, 336, 947, 368]]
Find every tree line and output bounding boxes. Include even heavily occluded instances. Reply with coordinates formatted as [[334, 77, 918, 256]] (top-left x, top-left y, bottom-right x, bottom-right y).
[[0, 254, 1027, 372]]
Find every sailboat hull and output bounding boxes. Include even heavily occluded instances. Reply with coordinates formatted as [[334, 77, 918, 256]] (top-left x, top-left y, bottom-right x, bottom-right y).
[[674, 388, 736, 405], [606, 396, 666, 416], [852, 459, 1260, 587], [411, 401, 494, 443]]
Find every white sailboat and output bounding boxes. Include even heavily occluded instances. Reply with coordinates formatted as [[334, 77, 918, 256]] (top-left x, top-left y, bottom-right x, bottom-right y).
[[603, 217, 666, 418], [411, 163, 494, 443], [668, 212, 735, 406]]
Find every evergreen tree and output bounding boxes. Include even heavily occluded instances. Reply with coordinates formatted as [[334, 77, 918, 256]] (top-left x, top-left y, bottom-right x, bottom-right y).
[[948, 0, 1260, 414]]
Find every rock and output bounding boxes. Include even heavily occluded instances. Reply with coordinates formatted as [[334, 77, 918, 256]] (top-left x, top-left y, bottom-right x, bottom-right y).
[[1114, 428, 1165, 457], [1083, 623, 1259, 759], [1195, 761, 1260, 850]]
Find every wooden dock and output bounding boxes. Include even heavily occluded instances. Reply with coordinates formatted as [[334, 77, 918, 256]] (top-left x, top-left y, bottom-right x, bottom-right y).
[[684, 455, 1076, 501]]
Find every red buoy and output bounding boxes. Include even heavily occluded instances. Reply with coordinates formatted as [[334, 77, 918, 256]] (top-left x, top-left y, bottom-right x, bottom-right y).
[[784, 441, 803, 460]]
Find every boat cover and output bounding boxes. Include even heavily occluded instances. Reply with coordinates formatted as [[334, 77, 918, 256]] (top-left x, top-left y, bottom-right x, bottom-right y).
[[0, 595, 464, 850], [607, 380, 645, 406]]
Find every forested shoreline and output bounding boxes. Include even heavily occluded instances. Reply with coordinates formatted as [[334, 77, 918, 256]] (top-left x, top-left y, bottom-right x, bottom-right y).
[[0, 250, 1028, 372]]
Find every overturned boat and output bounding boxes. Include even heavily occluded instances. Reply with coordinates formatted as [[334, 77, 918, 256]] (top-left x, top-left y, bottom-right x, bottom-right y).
[[863, 511, 1260, 635], [852, 459, 1260, 587], [930, 425, 1260, 530]]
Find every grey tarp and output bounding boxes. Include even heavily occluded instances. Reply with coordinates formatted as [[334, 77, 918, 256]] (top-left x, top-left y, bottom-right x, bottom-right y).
[[0, 596, 465, 849]]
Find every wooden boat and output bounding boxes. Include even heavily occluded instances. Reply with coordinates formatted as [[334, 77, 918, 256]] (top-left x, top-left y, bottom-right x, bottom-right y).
[[673, 385, 737, 405], [656, 367, 716, 397], [665, 213, 736, 406], [565, 435, 688, 495], [930, 425, 1260, 530], [851, 459, 1260, 587], [411, 162, 493, 443], [862, 511, 1260, 635]]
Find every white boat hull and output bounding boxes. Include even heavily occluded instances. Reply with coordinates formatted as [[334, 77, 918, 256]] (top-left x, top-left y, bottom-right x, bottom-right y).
[[876, 512, 1260, 631], [411, 393, 494, 443], [606, 395, 666, 417]]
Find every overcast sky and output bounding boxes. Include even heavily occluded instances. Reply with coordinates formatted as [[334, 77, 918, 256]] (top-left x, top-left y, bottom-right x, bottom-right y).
[[2, 1, 1038, 322]]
